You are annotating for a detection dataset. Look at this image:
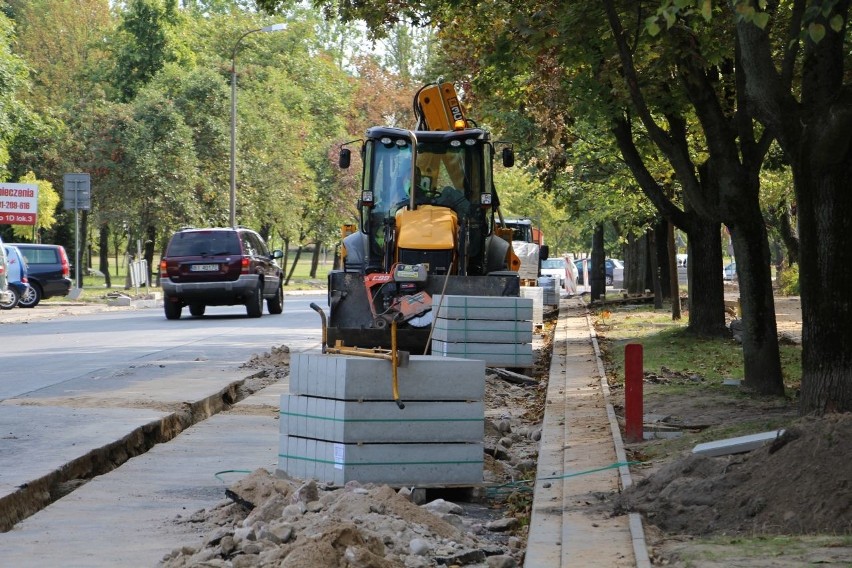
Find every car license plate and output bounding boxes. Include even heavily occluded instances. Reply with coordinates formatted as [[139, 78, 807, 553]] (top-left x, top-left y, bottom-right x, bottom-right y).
[[190, 264, 218, 272]]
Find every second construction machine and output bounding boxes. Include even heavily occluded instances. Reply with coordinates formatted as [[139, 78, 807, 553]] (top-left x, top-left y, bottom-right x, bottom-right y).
[[328, 82, 521, 353]]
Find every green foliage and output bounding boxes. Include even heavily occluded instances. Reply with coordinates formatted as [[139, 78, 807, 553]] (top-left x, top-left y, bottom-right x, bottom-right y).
[[109, 0, 194, 102], [0, 11, 31, 180], [777, 263, 800, 296]]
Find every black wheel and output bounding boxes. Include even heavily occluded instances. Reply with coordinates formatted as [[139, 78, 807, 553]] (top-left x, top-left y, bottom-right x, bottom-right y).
[[164, 298, 182, 320], [18, 284, 40, 308], [246, 282, 263, 318], [0, 287, 20, 310], [189, 303, 206, 317], [267, 282, 283, 314], [605, 274, 613, 286]]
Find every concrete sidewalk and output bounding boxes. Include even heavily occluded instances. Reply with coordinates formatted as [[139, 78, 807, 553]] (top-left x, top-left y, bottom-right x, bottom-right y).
[[525, 297, 650, 567], [0, 379, 288, 567]]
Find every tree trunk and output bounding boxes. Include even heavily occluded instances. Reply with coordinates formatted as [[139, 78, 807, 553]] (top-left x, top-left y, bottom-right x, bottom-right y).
[[285, 246, 303, 286], [310, 241, 321, 279], [667, 221, 681, 320], [729, 219, 784, 395], [144, 225, 156, 287], [99, 224, 111, 288], [624, 233, 641, 294], [685, 217, 726, 336], [282, 238, 291, 274], [655, 218, 672, 300], [590, 224, 605, 300], [794, 157, 852, 414], [649, 228, 663, 309], [777, 201, 799, 266]]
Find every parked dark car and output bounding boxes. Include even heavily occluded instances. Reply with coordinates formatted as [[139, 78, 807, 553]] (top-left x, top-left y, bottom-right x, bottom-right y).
[[159, 227, 285, 319], [8, 243, 72, 307]]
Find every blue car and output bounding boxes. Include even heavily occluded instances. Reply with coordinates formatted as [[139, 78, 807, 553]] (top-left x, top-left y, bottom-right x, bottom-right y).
[[574, 258, 624, 286]]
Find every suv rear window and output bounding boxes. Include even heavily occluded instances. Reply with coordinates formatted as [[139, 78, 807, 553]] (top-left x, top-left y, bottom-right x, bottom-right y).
[[166, 231, 242, 256], [19, 248, 59, 264]]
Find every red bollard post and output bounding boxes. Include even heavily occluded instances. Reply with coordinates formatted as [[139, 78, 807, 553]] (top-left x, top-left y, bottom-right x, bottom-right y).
[[624, 343, 644, 443]]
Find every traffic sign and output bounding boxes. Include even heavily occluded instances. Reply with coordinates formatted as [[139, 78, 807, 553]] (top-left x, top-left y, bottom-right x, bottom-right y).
[[63, 173, 91, 211]]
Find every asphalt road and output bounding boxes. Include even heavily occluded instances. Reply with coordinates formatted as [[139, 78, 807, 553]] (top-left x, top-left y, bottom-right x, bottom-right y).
[[0, 294, 328, 540], [0, 295, 326, 400]]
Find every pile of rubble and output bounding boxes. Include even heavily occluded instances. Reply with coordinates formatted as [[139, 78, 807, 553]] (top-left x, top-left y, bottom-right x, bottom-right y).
[[161, 469, 524, 567]]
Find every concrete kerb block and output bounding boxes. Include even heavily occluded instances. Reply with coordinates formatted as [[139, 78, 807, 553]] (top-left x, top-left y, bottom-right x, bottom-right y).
[[278, 437, 484, 486], [280, 398, 484, 443], [290, 353, 485, 402]]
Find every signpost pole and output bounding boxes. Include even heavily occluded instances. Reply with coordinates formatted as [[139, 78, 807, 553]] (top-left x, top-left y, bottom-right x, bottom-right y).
[[63, 173, 91, 298], [74, 180, 80, 290]]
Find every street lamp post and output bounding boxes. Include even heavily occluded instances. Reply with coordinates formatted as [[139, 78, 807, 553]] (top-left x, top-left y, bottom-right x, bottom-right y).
[[230, 23, 286, 228]]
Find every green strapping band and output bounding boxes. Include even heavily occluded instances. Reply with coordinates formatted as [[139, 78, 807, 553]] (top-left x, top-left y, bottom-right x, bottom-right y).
[[279, 411, 483, 423]]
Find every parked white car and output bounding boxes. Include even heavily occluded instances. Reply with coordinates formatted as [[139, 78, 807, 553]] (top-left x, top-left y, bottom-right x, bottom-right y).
[[0, 238, 12, 305], [540, 257, 570, 289]]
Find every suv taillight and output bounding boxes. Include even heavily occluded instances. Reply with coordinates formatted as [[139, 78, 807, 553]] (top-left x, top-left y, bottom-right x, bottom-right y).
[[59, 247, 70, 277], [241, 257, 250, 274], [160, 259, 168, 278]]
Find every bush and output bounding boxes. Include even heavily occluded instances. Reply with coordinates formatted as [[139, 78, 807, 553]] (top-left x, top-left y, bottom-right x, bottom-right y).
[[777, 262, 800, 296]]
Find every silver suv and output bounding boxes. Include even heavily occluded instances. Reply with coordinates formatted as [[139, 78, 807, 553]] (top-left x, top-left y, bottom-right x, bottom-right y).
[[159, 227, 285, 319]]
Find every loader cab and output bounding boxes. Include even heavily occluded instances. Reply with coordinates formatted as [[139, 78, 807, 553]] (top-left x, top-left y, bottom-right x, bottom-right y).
[[348, 126, 501, 276]]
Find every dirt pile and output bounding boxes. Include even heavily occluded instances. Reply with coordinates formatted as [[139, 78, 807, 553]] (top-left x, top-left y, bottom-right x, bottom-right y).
[[617, 413, 852, 536], [160, 468, 522, 567]]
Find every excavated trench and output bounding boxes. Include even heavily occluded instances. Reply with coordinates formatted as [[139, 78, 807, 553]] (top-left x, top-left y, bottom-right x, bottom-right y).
[[0, 370, 279, 533]]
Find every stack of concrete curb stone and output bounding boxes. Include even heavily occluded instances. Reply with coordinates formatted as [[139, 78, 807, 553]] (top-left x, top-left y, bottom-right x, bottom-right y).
[[278, 352, 486, 486], [430, 294, 535, 369]]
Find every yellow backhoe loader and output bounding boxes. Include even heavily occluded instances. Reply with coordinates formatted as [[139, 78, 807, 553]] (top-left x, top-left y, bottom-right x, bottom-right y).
[[326, 82, 521, 353]]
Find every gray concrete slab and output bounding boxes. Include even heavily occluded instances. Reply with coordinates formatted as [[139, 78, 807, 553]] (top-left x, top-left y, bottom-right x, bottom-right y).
[[693, 429, 784, 457], [280, 395, 484, 443], [289, 352, 486, 401], [431, 317, 533, 344], [433, 294, 533, 321]]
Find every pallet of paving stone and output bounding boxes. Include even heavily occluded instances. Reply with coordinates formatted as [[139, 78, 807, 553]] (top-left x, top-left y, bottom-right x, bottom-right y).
[[279, 352, 487, 486]]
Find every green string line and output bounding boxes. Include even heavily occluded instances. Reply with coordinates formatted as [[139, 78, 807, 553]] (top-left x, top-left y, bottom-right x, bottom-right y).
[[486, 461, 640, 496], [536, 461, 640, 481], [213, 469, 253, 483]]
